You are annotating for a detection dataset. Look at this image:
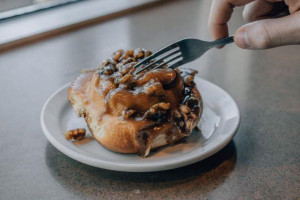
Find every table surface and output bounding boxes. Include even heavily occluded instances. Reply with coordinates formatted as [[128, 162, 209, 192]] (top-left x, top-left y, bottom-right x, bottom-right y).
[[1, 0, 300, 199]]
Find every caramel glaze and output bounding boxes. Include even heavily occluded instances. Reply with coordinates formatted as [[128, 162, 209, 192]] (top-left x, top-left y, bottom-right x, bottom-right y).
[[105, 69, 183, 115], [71, 49, 202, 156]]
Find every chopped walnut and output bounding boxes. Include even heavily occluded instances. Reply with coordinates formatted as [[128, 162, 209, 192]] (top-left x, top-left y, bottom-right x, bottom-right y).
[[185, 120, 193, 131], [100, 58, 116, 68], [179, 68, 198, 77], [122, 57, 134, 65], [120, 63, 135, 75], [124, 50, 134, 59], [137, 51, 144, 59], [99, 64, 116, 75], [115, 63, 122, 71], [149, 107, 156, 114], [179, 68, 198, 87], [184, 75, 194, 86], [145, 51, 152, 57], [171, 109, 187, 131], [179, 121, 185, 128], [173, 101, 199, 133], [174, 110, 182, 118], [190, 113, 197, 119], [134, 49, 145, 59], [120, 74, 132, 84], [65, 129, 86, 141], [133, 48, 151, 61], [152, 102, 170, 110], [112, 49, 124, 62], [179, 105, 190, 114], [143, 80, 164, 96], [182, 112, 188, 121], [185, 96, 199, 109], [122, 109, 136, 119], [143, 102, 171, 122]]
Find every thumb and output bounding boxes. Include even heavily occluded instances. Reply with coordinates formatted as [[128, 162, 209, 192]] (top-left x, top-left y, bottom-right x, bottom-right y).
[[234, 12, 300, 49]]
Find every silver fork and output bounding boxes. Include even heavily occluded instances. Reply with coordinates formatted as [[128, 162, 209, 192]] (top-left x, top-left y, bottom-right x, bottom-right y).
[[134, 36, 234, 74]]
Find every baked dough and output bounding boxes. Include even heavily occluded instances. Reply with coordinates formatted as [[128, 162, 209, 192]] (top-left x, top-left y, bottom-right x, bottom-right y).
[[68, 49, 203, 157]]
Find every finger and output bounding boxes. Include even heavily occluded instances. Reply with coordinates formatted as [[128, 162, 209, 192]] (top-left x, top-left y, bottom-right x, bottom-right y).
[[243, 0, 275, 22], [208, 0, 255, 40], [285, 0, 300, 13], [234, 12, 300, 49]]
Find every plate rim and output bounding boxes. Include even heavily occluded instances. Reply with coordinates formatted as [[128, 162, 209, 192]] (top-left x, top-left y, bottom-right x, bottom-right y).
[[41, 78, 240, 172]]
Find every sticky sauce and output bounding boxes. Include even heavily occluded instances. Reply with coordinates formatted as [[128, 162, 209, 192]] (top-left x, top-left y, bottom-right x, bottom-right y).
[[71, 49, 203, 156]]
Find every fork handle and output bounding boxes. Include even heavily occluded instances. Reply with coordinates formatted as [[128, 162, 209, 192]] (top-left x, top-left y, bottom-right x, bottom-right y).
[[209, 36, 234, 47]]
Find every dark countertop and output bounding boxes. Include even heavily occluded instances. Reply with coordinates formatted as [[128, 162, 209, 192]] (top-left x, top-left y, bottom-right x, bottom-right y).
[[0, 0, 299, 199]]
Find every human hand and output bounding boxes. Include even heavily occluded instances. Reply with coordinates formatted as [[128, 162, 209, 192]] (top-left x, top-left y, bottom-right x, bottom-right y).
[[208, 0, 300, 49]]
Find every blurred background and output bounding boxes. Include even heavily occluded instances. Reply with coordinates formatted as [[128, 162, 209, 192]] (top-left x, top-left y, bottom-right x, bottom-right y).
[[1, 0, 50, 11], [0, 0, 82, 12]]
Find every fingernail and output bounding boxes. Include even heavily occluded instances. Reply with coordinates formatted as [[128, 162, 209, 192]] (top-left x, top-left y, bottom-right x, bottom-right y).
[[235, 30, 250, 48]]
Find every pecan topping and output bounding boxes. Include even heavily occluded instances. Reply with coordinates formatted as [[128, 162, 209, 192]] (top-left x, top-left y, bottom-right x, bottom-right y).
[[133, 48, 152, 61], [135, 50, 144, 59], [122, 57, 134, 65], [112, 49, 124, 62], [143, 80, 164, 96], [119, 74, 132, 84], [96, 49, 200, 137], [120, 63, 135, 75], [182, 112, 188, 121], [190, 113, 197, 119], [185, 120, 192, 131], [185, 96, 199, 110], [143, 102, 171, 122], [101, 58, 116, 68], [65, 129, 86, 141], [153, 102, 171, 110], [180, 68, 197, 86], [122, 109, 136, 119], [179, 105, 190, 114], [174, 110, 182, 118], [124, 50, 134, 59], [183, 75, 194, 86]]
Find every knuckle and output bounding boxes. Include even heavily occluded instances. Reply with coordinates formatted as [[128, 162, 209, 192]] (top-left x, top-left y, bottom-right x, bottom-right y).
[[242, 8, 252, 22], [256, 21, 273, 49]]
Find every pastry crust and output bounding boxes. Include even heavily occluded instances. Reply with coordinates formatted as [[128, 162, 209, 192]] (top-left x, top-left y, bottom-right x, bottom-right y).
[[68, 49, 203, 157]]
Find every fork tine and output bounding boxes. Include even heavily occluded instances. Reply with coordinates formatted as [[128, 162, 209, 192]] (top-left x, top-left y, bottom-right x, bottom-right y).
[[134, 42, 179, 69], [149, 54, 182, 71], [167, 60, 184, 69], [134, 50, 181, 74]]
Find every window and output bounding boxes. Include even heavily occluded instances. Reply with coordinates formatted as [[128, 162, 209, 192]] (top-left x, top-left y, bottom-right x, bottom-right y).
[[0, 0, 85, 20], [0, 0, 159, 50]]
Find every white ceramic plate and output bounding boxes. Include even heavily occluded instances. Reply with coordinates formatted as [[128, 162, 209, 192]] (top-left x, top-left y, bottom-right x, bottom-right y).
[[41, 77, 240, 172]]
